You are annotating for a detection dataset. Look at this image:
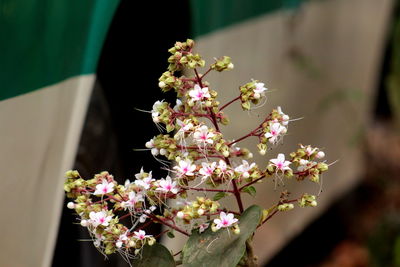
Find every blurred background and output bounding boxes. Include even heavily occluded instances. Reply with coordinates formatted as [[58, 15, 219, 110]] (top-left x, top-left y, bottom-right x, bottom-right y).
[[1, 0, 399, 266]]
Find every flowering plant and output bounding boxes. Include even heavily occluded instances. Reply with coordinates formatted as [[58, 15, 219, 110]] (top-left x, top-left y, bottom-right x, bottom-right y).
[[64, 39, 329, 267]]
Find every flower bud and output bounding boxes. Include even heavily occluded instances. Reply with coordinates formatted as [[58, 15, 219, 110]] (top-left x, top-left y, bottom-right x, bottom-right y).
[[160, 148, 167, 155], [145, 141, 153, 148], [129, 240, 136, 247], [197, 208, 205, 216], [233, 225, 240, 235], [223, 151, 230, 157], [177, 211, 184, 219], [227, 63, 234, 70], [253, 93, 260, 99], [211, 224, 218, 232], [158, 81, 166, 88], [316, 151, 325, 159], [80, 220, 88, 227], [151, 148, 159, 156], [148, 237, 156, 246], [243, 172, 250, 179], [67, 202, 75, 209]]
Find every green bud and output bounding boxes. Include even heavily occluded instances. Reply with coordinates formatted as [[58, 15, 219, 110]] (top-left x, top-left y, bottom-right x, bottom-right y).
[[65, 170, 80, 179], [277, 203, 294, 211], [317, 162, 328, 172]]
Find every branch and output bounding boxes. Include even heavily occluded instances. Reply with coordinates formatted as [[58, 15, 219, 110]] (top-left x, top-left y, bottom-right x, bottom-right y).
[[182, 186, 234, 193], [146, 213, 190, 236], [220, 95, 241, 111]]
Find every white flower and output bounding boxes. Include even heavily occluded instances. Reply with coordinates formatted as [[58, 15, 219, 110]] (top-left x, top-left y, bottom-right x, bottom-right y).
[[151, 100, 164, 123], [277, 106, 290, 126], [176, 119, 193, 132], [301, 145, 317, 157], [199, 162, 216, 178], [89, 211, 112, 227], [156, 176, 179, 194], [297, 159, 317, 172], [264, 122, 286, 144], [122, 191, 144, 209], [133, 230, 151, 240], [135, 167, 146, 179], [188, 84, 211, 102], [235, 160, 256, 179], [116, 231, 129, 248], [174, 159, 196, 177], [134, 176, 155, 190], [270, 154, 291, 172], [193, 125, 215, 145], [124, 179, 132, 188], [94, 179, 114, 195], [93, 233, 105, 247], [253, 82, 267, 99], [174, 99, 183, 111], [214, 212, 238, 229]]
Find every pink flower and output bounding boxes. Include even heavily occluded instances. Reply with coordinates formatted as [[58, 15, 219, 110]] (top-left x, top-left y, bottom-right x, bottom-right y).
[[269, 154, 291, 172], [264, 122, 286, 144], [94, 179, 114, 195], [133, 230, 151, 240], [189, 84, 211, 101], [89, 211, 112, 227], [199, 162, 216, 178], [156, 176, 179, 194], [123, 191, 144, 209], [151, 100, 164, 123], [116, 231, 129, 248], [174, 159, 196, 177], [253, 82, 268, 99], [214, 212, 238, 229], [235, 160, 256, 179], [193, 125, 215, 145]]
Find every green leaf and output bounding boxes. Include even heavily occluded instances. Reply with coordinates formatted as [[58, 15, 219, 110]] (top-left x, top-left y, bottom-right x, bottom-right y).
[[242, 186, 256, 197], [131, 243, 175, 267], [213, 192, 227, 201], [182, 205, 262, 267], [167, 231, 175, 239]]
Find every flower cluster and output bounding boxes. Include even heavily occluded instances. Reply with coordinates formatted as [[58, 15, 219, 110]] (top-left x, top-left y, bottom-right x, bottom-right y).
[[64, 39, 330, 263]]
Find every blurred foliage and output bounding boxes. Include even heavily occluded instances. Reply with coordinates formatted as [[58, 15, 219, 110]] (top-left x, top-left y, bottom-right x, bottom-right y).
[[387, 1, 400, 124], [368, 215, 400, 267]]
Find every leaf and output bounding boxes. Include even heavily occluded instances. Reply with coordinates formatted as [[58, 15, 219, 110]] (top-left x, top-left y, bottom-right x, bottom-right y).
[[182, 205, 262, 267], [242, 186, 256, 197], [213, 192, 227, 201], [167, 231, 175, 239], [131, 243, 175, 267]]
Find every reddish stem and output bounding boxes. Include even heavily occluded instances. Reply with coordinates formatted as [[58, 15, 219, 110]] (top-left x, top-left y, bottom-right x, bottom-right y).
[[147, 213, 189, 236], [194, 67, 244, 213], [155, 229, 170, 239], [200, 67, 212, 79], [182, 186, 234, 193], [258, 209, 278, 228], [239, 175, 266, 191], [220, 95, 241, 111]]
